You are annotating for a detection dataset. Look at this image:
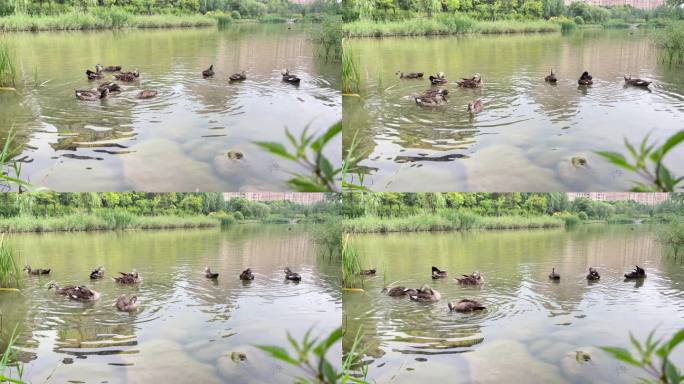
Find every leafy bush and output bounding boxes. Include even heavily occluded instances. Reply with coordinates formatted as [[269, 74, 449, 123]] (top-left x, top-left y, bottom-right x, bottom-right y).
[[574, 16, 584, 25], [231, 10, 241, 19], [578, 212, 588, 221]]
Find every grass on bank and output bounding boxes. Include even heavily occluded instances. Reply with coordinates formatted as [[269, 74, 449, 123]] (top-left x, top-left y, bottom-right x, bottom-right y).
[[0, 235, 22, 288], [342, 210, 567, 233], [0, 42, 16, 88], [0, 212, 219, 233]]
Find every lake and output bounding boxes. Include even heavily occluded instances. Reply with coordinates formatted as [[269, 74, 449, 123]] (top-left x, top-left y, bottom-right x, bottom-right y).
[[343, 225, 684, 383], [343, 30, 684, 191], [0, 224, 341, 383], [0, 24, 341, 191]]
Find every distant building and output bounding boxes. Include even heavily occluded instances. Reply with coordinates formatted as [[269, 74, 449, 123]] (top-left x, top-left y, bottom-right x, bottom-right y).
[[223, 192, 326, 205], [564, 0, 664, 9], [567, 192, 669, 205]]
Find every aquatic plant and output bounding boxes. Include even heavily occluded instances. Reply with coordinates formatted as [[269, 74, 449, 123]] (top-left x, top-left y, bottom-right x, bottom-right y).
[[0, 128, 30, 191], [0, 214, 220, 232], [653, 21, 684, 65], [256, 326, 368, 384], [311, 15, 343, 60], [0, 41, 16, 88], [342, 234, 362, 288], [0, 326, 25, 384], [341, 40, 361, 95], [255, 122, 342, 192], [97, 208, 135, 230], [0, 235, 22, 289], [599, 327, 684, 384], [658, 217, 684, 251], [596, 130, 684, 192], [311, 216, 342, 257]]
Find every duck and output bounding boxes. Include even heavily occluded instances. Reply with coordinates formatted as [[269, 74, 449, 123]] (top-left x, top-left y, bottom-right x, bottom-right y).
[[205, 267, 219, 279], [408, 285, 441, 302], [86, 64, 103, 80], [113, 270, 141, 284], [456, 271, 484, 285], [103, 65, 122, 72], [549, 268, 560, 280], [545, 70, 557, 83], [624, 75, 651, 87], [467, 99, 484, 114], [48, 282, 100, 302], [382, 286, 418, 297], [114, 70, 140, 82], [624, 265, 646, 279], [114, 295, 139, 312], [396, 71, 423, 79], [284, 267, 301, 281], [578, 71, 593, 86], [360, 269, 376, 275], [138, 90, 158, 99], [90, 266, 105, 279], [414, 88, 448, 107], [432, 266, 447, 279], [75, 88, 109, 101], [429, 72, 448, 85], [448, 299, 486, 313], [239, 268, 254, 280], [281, 69, 301, 84], [457, 73, 482, 88], [202, 65, 215, 77], [24, 265, 51, 275], [587, 267, 600, 281], [229, 71, 247, 82], [97, 82, 121, 93]]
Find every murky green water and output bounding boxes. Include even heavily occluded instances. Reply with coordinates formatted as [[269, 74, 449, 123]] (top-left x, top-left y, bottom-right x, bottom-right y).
[[343, 225, 684, 383], [0, 24, 340, 191], [0, 225, 340, 383], [344, 30, 684, 191]]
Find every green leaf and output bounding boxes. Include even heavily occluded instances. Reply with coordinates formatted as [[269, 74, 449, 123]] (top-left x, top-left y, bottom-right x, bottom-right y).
[[254, 142, 297, 161], [658, 165, 675, 192], [657, 329, 684, 358], [665, 360, 681, 384], [599, 346, 641, 366], [311, 122, 342, 152], [630, 333, 645, 356], [314, 327, 344, 357], [287, 177, 331, 192], [595, 151, 638, 171], [321, 360, 338, 384], [318, 156, 336, 182], [652, 130, 684, 162], [255, 345, 299, 366]]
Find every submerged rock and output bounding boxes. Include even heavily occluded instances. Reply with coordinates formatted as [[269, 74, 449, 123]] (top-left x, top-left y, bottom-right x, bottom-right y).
[[227, 150, 244, 160], [230, 351, 247, 362], [571, 156, 588, 168], [575, 350, 591, 363]]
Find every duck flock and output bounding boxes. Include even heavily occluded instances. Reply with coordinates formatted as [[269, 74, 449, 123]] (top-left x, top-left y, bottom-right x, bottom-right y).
[[377, 264, 648, 313], [397, 69, 652, 112], [24, 264, 303, 313], [75, 63, 302, 101]]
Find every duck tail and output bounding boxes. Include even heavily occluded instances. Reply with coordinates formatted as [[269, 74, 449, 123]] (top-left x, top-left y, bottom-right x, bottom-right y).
[[448, 302, 454, 311]]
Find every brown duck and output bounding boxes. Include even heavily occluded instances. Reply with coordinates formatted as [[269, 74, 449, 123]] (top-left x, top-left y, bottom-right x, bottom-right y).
[[240, 268, 254, 280], [281, 69, 301, 84], [103, 65, 122, 72], [202, 65, 215, 77], [396, 71, 423, 79], [90, 266, 105, 279], [448, 299, 486, 312], [587, 267, 600, 281], [414, 88, 448, 107], [229, 71, 247, 82], [115, 70, 140, 82], [457, 73, 482, 88], [48, 283, 101, 302], [86, 64, 103, 80], [432, 266, 447, 279], [24, 265, 51, 275], [624, 75, 651, 87], [467, 99, 484, 114], [284, 267, 301, 281], [545, 70, 557, 83], [205, 267, 219, 279], [549, 268, 560, 280], [624, 265, 646, 279], [138, 90, 158, 99], [115, 295, 139, 312], [382, 286, 418, 297], [113, 270, 141, 284], [97, 82, 121, 93], [456, 271, 484, 285], [75, 88, 109, 101], [360, 269, 376, 275], [429, 72, 448, 85], [578, 71, 593, 86], [408, 285, 441, 302]]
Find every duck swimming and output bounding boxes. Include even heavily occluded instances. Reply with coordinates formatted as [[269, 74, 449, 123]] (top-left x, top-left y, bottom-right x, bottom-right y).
[[90, 266, 104, 279], [409, 285, 441, 302], [467, 99, 484, 114], [284, 267, 301, 281], [360, 269, 376, 275], [549, 268, 560, 280], [448, 299, 486, 313], [202, 65, 215, 77], [382, 286, 418, 297], [113, 270, 140, 284], [624, 265, 646, 279], [432, 266, 447, 279], [414, 88, 448, 107], [115, 70, 140, 82], [24, 265, 51, 275], [457, 73, 482, 88], [86, 64, 103, 80], [240, 268, 254, 280], [205, 267, 219, 279], [115, 295, 139, 312], [97, 82, 121, 93], [624, 75, 651, 87], [578, 71, 593, 86], [138, 90, 158, 99], [281, 69, 301, 84], [396, 71, 423, 79], [103, 65, 122, 72], [429, 72, 448, 85], [456, 271, 484, 285], [545, 70, 557, 83], [229, 71, 247, 82], [48, 283, 100, 302], [587, 267, 600, 281], [75, 88, 109, 101]]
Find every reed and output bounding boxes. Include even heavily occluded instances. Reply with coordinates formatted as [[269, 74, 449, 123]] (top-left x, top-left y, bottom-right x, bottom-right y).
[[654, 21, 684, 65], [0, 326, 24, 383], [342, 40, 360, 95], [342, 234, 362, 288], [311, 15, 343, 60], [0, 214, 219, 232], [0, 41, 16, 88], [0, 235, 21, 288]]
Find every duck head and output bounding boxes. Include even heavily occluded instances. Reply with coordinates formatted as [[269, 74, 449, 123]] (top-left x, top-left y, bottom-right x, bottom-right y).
[[281, 69, 290, 76], [23, 265, 31, 272], [96, 64, 103, 73], [46, 281, 58, 290], [99, 88, 109, 99]]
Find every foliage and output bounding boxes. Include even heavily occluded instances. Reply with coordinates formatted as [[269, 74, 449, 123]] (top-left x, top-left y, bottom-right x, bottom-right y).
[[341, 40, 361, 94], [653, 21, 684, 65], [659, 217, 684, 249], [0, 235, 21, 288], [311, 15, 343, 60], [0, 326, 25, 384], [600, 327, 684, 384], [311, 215, 343, 257], [0, 41, 16, 87], [0, 129, 30, 191], [342, 234, 361, 287], [255, 122, 342, 192], [596, 130, 684, 192], [257, 327, 368, 384]]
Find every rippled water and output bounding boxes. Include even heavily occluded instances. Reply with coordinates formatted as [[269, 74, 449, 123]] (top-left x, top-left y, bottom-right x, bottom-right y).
[[0, 225, 341, 383], [343, 225, 684, 383], [0, 24, 340, 191], [343, 30, 684, 191]]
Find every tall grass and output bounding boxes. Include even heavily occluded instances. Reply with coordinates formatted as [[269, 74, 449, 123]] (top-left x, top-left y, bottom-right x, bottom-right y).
[[0, 41, 16, 88], [0, 326, 24, 383], [311, 216, 342, 257], [0, 235, 21, 288], [311, 15, 343, 60], [654, 21, 684, 65], [0, 214, 219, 233], [342, 40, 360, 95], [342, 234, 361, 288], [659, 217, 684, 249]]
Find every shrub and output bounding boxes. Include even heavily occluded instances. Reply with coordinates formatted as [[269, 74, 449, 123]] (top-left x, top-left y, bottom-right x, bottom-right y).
[[233, 211, 244, 221], [574, 16, 584, 25], [231, 11, 241, 19], [578, 212, 588, 221]]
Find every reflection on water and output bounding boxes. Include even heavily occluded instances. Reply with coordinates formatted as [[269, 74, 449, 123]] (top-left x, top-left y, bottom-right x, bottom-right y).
[[343, 225, 684, 383], [343, 30, 684, 191], [0, 225, 340, 383], [0, 24, 341, 191]]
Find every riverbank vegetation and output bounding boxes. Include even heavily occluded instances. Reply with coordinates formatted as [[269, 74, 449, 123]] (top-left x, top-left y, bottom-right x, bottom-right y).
[[0, 42, 16, 88], [341, 192, 682, 233], [654, 20, 684, 64], [0, 235, 21, 288]]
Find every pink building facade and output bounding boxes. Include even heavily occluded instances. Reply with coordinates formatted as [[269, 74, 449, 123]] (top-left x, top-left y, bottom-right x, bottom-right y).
[[223, 192, 327, 205], [567, 192, 670, 205], [565, 0, 664, 9]]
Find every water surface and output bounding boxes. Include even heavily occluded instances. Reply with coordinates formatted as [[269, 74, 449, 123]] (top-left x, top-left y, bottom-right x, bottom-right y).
[[0, 225, 341, 383], [344, 30, 684, 191], [0, 24, 341, 191], [343, 225, 684, 383]]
